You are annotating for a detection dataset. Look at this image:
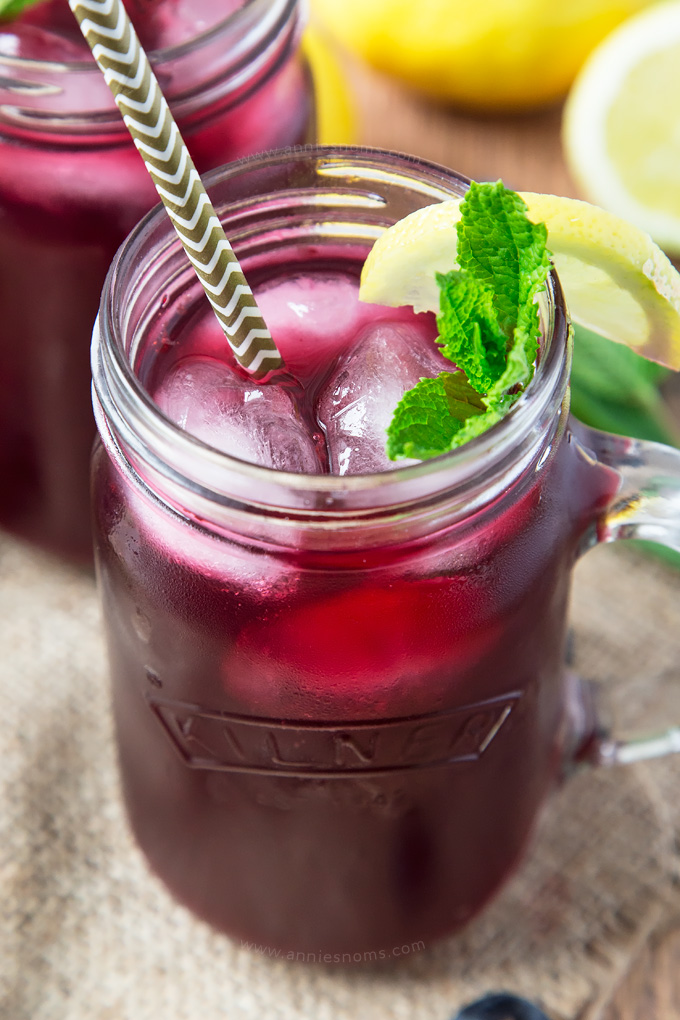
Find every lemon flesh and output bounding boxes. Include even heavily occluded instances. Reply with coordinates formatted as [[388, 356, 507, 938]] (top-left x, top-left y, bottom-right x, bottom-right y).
[[311, 0, 653, 112], [359, 195, 680, 370], [564, 1, 680, 253]]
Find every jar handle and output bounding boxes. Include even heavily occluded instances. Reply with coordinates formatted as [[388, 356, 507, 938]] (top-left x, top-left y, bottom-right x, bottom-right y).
[[573, 421, 680, 767]]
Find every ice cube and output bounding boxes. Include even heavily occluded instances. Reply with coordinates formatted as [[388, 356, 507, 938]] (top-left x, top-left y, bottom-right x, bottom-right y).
[[254, 274, 369, 386], [317, 321, 446, 475], [154, 356, 321, 473]]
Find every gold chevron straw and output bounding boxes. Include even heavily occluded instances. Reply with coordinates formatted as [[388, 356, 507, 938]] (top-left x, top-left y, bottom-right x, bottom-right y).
[[69, 0, 283, 379]]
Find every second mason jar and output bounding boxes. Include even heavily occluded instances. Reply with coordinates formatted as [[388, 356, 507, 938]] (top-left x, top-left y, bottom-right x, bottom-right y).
[[0, 0, 314, 562]]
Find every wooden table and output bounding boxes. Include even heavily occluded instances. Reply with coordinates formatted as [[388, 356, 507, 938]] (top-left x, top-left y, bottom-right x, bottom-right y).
[[343, 54, 680, 1020]]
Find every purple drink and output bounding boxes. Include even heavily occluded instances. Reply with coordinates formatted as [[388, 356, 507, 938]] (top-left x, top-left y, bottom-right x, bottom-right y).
[[0, 0, 314, 562], [92, 149, 622, 955]]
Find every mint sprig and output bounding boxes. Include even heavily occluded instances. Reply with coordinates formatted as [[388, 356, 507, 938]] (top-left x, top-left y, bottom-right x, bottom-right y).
[[387, 180, 552, 461], [0, 0, 47, 20]]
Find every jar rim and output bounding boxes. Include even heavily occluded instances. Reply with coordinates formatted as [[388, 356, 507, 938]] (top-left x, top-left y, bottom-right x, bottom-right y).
[[0, 0, 300, 128], [93, 145, 571, 522], [0, 0, 293, 70]]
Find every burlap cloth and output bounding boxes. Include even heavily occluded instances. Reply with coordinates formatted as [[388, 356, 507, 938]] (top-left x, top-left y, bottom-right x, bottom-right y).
[[2, 532, 680, 1020]]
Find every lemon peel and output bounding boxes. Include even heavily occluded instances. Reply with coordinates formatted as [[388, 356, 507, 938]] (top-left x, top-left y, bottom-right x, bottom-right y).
[[360, 194, 680, 369]]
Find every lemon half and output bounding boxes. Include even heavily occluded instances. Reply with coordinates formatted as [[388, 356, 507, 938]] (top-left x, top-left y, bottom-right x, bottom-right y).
[[564, 1, 680, 254], [360, 195, 680, 369]]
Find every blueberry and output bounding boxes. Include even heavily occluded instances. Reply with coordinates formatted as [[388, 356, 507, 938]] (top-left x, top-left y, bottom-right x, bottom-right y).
[[453, 992, 552, 1020]]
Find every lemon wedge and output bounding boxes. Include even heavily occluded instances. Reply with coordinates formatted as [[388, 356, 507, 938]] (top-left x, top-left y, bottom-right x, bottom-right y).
[[359, 194, 680, 369], [563, 1, 680, 253]]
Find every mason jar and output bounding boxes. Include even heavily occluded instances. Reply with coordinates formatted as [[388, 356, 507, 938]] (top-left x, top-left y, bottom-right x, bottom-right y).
[[91, 147, 680, 957]]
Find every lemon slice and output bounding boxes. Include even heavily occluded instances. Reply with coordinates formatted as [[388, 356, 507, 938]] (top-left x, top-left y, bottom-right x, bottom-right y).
[[563, 1, 680, 253], [359, 194, 680, 369]]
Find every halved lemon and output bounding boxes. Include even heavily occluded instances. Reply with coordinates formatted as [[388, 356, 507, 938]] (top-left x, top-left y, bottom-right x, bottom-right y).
[[563, 0, 680, 254], [359, 194, 680, 369]]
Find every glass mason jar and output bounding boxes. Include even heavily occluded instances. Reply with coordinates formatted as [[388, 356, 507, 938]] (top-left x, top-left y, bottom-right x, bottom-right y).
[[0, 0, 314, 563], [91, 147, 680, 958]]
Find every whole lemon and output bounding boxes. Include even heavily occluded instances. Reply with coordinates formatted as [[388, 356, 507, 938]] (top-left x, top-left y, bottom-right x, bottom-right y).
[[311, 0, 656, 112], [302, 25, 356, 144]]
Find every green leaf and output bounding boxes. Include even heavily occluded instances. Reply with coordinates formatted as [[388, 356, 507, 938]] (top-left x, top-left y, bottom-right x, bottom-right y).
[[571, 324, 670, 417], [456, 180, 551, 340], [570, 324, 680, 569], [571, 324, 677, 446], [487, 312, 539, 401], [447, 401, 506, 450], [0, 0, 46, 20], [435, 269, 507, 392], [570, 389, 675, 446], [386, 372, 486, 461]]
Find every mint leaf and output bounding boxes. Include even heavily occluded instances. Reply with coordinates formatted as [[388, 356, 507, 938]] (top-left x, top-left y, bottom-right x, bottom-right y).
[[435, 269, 507, 392], [446, 402, 506, 450], [0, 0, 46, 20], [456, 180, 551, 341], [386, 372, 486, 461], [486, 303, 540, 401], [386, 180, 552, 461]]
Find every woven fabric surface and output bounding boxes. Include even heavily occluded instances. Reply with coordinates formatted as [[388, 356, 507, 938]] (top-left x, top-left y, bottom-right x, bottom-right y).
[[2, 533, 679, 1020]]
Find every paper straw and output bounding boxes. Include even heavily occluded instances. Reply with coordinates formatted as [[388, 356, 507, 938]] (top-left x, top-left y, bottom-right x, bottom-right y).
[[69, 0, 284, 379]]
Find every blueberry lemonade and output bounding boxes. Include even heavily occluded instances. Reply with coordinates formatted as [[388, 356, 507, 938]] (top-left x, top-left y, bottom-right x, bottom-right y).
[[0, 0, 314, 560], [91, 149, 680, 956]]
